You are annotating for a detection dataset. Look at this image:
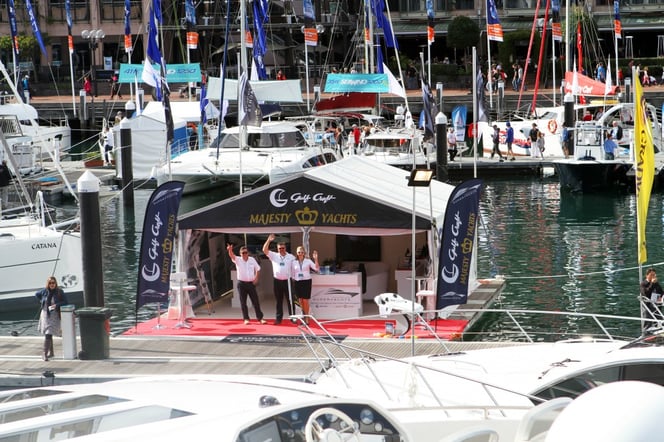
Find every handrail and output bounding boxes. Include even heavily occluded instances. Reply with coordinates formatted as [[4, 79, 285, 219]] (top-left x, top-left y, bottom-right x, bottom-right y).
[[296, 308, 660, 416], [303, 331, 548, 414]]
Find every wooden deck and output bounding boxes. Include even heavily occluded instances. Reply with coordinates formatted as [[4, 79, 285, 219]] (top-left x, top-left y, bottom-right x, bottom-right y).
[[0, 279, 505, 390]]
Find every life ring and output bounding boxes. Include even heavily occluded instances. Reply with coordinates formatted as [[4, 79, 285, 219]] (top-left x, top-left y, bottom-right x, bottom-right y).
[[547, 119, 558, 134]]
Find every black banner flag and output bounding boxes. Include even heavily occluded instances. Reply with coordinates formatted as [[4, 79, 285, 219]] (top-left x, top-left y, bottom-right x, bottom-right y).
[[436, 179, 483, 309], [136, 181, 185, 309]]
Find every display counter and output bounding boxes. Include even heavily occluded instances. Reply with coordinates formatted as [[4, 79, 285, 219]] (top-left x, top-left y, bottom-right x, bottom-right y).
[[310, 272, 363, 319], [231, 270, 363, 319]]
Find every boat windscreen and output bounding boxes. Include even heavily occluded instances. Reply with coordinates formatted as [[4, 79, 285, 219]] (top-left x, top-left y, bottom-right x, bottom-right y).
[[215, 130, 308, 149]]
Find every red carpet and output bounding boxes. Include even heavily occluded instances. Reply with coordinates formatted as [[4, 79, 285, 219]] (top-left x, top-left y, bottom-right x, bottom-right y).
[[122, 316, 468, 340]]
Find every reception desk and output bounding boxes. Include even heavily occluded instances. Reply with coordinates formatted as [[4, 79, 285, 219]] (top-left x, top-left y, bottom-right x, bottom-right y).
[[310, 272, 363, 319]]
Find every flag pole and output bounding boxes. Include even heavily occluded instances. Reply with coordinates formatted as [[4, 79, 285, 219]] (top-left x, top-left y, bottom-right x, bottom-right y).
[[552, 26, 556, 106], [383, 0, 408, 113], [239, 0, 247, 195], [68, 46, 76, 117], [485, 0, 493, 109], [65, 0, 76, 116], [613, 0, 620, 87], [472, 47, 478, 178], [367, 0, 374, 74]]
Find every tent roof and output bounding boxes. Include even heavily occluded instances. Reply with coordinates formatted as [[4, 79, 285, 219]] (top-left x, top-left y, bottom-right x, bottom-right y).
[[142, 101, 219, 123], [177, 156, 455, 235], [206, 78, 303, 103]]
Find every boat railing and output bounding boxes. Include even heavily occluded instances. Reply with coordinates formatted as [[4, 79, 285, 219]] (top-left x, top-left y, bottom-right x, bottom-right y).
[[638, 296, 664, 330], [297, 321, 546, 416], [292, 308, 659, 418], [0, 115, 24, 137], [459, 307, 650, 342], [294, 308, 655, 403], [170, 139, 190, 159]]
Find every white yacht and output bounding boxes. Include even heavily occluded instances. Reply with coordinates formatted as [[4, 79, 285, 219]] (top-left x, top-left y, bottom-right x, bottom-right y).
[[0, 192, 82, 311], [303, 310, 664, 441], [0, 375, 413, 442], [0, 101, 71, 162], [156, 121, 340, 194], [355, 126, 435, 170]]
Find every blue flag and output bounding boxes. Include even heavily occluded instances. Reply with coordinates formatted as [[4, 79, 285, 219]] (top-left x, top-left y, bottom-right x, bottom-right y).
[[124, 0, 131, 35], [124, 0, 132, 53], [372, 0, 398, 49], [200, 84, 209, 124], [146, 7, 163, 69], [24, 0, 47, 56], [376, 35, 384, 73], [136, 181, 185, 309], [185, 0, 196, 25], [7, 0, 19, 65], [152, 0, 162, 24], [65, 0, 72, 29], [436, 179, 483, 309], [252, 0, 268, 80]]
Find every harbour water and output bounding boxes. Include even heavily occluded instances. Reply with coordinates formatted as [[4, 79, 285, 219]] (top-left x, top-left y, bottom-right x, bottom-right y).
[[0, 176, 658, 339]]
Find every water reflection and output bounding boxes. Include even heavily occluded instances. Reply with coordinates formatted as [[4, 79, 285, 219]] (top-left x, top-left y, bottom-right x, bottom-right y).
[[475, 179, 648, 339]]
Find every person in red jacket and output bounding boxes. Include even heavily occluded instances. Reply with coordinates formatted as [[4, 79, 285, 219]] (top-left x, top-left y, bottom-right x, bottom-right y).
[[352, 124, 361, 148]]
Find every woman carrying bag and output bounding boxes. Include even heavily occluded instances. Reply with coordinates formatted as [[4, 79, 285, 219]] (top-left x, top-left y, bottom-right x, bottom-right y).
[[35, 277, 68, 361]]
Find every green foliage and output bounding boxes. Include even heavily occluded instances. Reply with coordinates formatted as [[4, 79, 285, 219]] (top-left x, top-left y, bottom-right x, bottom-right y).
[[498, 30, 537, 69], [0, 35, 39, 61], [431, 63, 460, 77], [447, 16, 480, 52]]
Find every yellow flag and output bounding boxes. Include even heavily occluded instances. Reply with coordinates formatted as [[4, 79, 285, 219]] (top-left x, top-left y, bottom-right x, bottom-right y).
[[634, 72, 654, 264]]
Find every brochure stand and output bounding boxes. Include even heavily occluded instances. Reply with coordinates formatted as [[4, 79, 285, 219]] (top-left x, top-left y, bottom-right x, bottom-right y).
[[153, 301, 166, 330], [170, 272, 195, 329]]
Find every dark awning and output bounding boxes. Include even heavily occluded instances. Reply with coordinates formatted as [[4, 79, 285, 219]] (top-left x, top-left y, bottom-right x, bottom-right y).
[[177, 156, 455, 235]]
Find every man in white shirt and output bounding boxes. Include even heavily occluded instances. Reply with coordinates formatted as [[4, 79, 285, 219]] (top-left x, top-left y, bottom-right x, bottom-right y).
[[263, 234, 295, 325], [103, 127, 114, 166], [227, 244, 267, 325]]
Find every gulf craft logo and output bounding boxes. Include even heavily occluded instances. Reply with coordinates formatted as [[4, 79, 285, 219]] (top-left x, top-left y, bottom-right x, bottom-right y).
[[248, 187, 358, 226], [269, 188, 336, 208]]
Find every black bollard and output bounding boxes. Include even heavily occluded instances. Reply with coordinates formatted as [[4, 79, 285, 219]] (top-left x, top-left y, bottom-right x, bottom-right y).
[[120, 120, 134, 208], [435, 112, 448, 182], [77, 171, 105, 307], [564, 93, 575, 128]]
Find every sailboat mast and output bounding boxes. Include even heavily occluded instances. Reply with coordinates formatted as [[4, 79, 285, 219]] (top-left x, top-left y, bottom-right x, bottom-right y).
[[485, 0, 493, 109], [565, 0, 570, 73], [613, 1, 620, 86], [239, 0, 248, 194], [531, 0, 551, 113], [364, 0, 375, 74], [383, 0, 409, 113]]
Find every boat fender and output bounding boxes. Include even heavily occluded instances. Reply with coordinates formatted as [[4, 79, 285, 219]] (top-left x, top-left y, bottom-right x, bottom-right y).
[[548, 119, 558, 134]]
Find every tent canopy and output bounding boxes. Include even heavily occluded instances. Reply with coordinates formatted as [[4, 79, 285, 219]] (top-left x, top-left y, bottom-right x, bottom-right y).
[[177, 156, 455, 235], [142, 101, 220, 123], [206, 78, 303, 103]]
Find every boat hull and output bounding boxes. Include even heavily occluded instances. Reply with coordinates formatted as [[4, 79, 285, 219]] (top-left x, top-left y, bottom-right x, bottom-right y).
[[0, 226, 83, 311], [553, 159, 632, 192]]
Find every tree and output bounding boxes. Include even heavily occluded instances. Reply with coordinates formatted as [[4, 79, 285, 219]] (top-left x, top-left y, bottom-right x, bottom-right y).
[[447, 16, 480, 69], [0, 35, 39, 61]]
